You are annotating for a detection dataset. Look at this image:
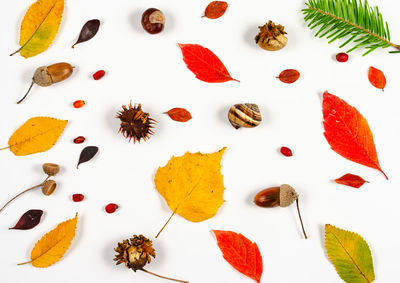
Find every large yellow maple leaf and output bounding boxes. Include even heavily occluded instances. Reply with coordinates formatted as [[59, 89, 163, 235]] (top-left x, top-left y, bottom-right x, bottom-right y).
[[155, 148, 226, 226]]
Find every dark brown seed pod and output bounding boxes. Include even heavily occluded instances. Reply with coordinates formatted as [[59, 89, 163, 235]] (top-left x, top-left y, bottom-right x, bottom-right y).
[[141, 8, 165, 34], [255, 21, 288, 51], [9, 209, 43, 230], [228, 103, 262, 129], [42, 180, 57, 196], [17, 63, 74, 104], [42, 163, 60, 176], [254, 184, 307, 239], [116, 102, 156, 143], [72, 19, 101, 48]]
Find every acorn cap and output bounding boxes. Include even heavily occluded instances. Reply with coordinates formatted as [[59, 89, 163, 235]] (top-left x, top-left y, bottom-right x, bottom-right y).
[[33, 66, 52, 87], [42, 180, 57, 196], [42, 163, 60, 176], [279, 184, 298, 207]]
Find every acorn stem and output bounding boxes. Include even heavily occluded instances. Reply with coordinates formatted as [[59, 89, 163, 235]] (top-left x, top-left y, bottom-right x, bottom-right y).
[[141, 268, 189, 283], [17, 81, 35, 104], [296, 198, 308, 239], [155, 210, 176, 238], [0, 176, 49, 214]]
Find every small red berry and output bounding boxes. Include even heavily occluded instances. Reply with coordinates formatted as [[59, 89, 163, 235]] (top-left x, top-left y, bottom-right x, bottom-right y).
[[280, 146, 293, 157], [336, 52, 349, 62], [73, 100, 85, 108], [93, 70, 105, 80], [73, 136, 86, 144], [72, 194, 84, 202], [105, 203, 119, 213]]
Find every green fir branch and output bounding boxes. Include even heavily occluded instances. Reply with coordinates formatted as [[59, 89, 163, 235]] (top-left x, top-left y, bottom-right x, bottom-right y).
[[302, 0, 400, 55]]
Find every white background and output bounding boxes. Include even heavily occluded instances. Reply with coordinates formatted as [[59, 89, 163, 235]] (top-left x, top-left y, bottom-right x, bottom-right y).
[[0, 0, 399, 282]]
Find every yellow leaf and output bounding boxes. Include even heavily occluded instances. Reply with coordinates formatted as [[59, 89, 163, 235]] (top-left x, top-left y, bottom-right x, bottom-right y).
[[11, 0, 64, 58], [325, 224, 375, 283], [155, 148, 226, 224], [20, 213, 78, 268], [6, 117, 67, 156]]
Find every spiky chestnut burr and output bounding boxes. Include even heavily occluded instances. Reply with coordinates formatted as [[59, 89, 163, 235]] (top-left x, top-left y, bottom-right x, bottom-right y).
[[116, 102, 156, 143]]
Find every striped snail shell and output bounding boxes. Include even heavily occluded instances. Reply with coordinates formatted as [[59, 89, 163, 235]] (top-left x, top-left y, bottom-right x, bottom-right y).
[[228, 103, 262, 129]]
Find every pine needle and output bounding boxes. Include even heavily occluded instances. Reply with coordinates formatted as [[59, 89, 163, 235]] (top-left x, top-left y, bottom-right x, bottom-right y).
[[302, 0, 400, 55]]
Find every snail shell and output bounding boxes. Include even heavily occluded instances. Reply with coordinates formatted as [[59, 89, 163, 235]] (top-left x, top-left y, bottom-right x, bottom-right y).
[[228, 103, 262, 129]]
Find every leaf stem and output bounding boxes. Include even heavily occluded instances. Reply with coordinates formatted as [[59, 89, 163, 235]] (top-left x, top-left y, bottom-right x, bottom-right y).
[[296, 198, 308, 239], [0, 176, 49, 214], [141, 268, 189, 283], [17, 81, 35, 104], [9, 47, 21, 56], [17, 260, 32, 266], [306, 4, 399, 50], [0, 146, 10, 151], [155, 211, 176, 238]]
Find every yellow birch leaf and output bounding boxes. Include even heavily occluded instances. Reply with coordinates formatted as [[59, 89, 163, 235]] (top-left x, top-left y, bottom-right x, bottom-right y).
[[325, 224, 375, 283], [20, 213, 78, 268], [11, 0, 64, 58], [155, 147, 226, 223], [5, 117, 67, 156]]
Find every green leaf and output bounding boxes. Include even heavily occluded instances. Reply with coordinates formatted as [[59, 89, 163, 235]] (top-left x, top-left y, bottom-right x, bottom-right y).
[[302, 0, 400, 55], [325, 224, 375, 283]]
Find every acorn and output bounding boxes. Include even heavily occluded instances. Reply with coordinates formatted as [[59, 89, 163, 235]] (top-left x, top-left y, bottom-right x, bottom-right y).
[[116, 102, 156, 143], [228, 103, 262, 129], [42, 163, 60, 176], [254, 184, 307, 239], [255, 21, 288, 51], [17, 63, 74, 104]]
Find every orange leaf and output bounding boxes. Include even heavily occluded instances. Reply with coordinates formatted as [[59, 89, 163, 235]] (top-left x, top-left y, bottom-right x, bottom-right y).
[[278, 69, 300, 84], [213, 230, 263, 283], [165, 108, 192, 122], [368, 66, 386, 91], [204, 1, 228, 19], [323, 91, 387, 179], [334, 173, 368, 188], [178, 43, 239, 83]]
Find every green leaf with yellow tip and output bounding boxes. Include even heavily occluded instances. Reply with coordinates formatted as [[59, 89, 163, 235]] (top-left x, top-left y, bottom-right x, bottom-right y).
[[325, 224, 375, 283]]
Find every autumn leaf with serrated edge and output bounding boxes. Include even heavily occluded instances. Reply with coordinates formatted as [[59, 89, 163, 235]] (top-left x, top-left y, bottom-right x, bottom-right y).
[[0, 117, 67, 156], [213, 230, 263, 283], [10, 0, 64, 58], [19, 213, 78, 268], [325, 224, 375, 283], [154, 148, 226, 238], [322, 91, 387, 179]]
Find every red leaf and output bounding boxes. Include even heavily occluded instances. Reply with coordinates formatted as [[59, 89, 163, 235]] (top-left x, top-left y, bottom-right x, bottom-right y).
[[204, 1, 228, 19], [323, 91, 387, 179], [178, 43, 239, 83], [368, 66, 386, 91], [165, 108, 192, 122], [213, 230, 263, 283], [278, 69, 300, 84], [334, 173, 368, 188]]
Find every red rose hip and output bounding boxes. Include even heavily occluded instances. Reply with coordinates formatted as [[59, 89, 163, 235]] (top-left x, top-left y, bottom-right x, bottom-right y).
[[73, 136, 85, 144], [280, 146, 293, 157], [73, 100, 85, 108], [93, 70, 105, 80], [336, 52, 349, 62], [72, 194, 84, 202], [105, 203, 119, 213]]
